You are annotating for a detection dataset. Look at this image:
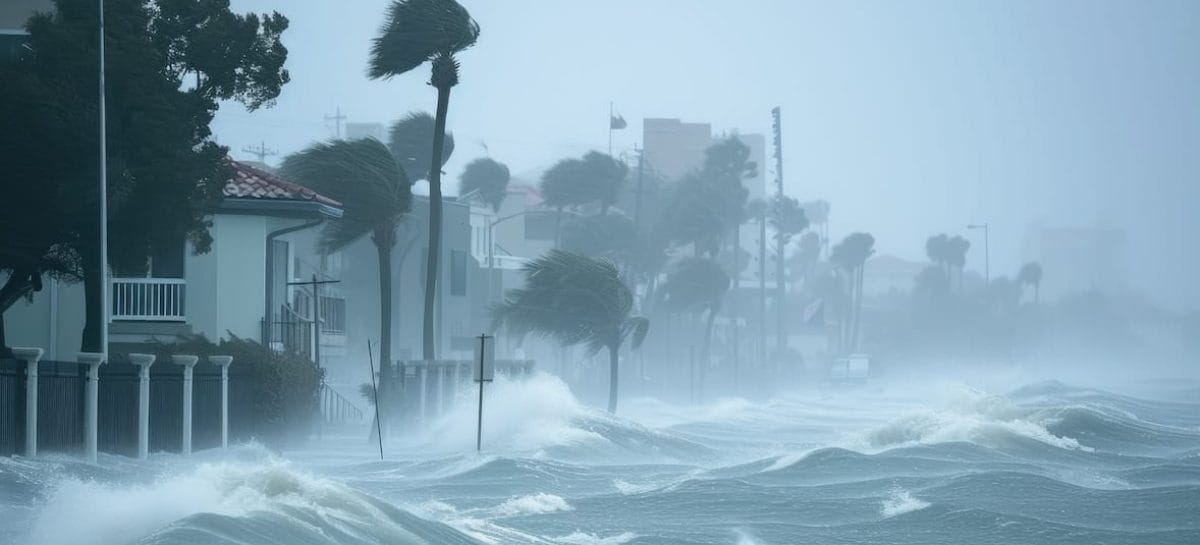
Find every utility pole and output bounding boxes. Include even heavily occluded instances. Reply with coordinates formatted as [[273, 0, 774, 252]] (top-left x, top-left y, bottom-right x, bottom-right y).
[[771, 107, 787, 356], [758, 208, 768, 371], [324, 107, 346, 139], [633, 146, 645, 234], [243, 141, 278, 164], [474, 334, 494, 452]]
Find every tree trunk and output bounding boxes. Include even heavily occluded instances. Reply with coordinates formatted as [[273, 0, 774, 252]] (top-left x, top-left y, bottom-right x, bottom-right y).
[[423, 84, 452, 361], [80, 244, 104, 353], [776, 234, 787, 352], [700, 305, 718, 403], [607, 343, 620, 413], [851, 265, 865, 352], [375, 240, 393, 424]]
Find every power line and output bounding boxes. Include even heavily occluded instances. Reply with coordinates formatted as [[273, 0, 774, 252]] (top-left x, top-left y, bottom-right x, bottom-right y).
[[242, 141, 278, 163]]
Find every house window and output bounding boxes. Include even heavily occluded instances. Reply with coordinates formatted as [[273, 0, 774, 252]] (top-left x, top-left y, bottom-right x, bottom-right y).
[[450, 250, 467, 296], [524, 213, 555, 241], [320, 296, 346, 334]]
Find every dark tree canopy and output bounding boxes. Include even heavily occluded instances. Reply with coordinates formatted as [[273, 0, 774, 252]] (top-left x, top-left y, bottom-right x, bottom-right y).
[[0, 0, 290, 350], [388, 111, 456, 183]]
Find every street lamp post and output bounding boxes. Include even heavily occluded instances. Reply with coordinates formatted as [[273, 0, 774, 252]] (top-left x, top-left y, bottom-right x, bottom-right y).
[[967, 223, 990, 284]]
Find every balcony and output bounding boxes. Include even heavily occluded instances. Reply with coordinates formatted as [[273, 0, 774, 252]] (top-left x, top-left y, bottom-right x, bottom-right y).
[[111, 278, 186, 322]]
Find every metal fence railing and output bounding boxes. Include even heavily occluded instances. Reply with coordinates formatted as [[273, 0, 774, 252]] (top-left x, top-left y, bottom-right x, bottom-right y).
[[111, 277, 186, 321]]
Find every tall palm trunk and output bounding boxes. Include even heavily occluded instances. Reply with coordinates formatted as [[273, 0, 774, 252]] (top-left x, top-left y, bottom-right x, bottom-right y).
[[374, 239, 393, 426], [776, 235, 787, 352], [851, 265, 865, 352], [422, 84, 451, 361], [607, 342, 620, 413]]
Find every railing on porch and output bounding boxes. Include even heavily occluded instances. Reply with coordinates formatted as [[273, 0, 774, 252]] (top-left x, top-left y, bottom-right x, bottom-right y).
[[111, 278, 186, 321], [261, 305, 314, 359]]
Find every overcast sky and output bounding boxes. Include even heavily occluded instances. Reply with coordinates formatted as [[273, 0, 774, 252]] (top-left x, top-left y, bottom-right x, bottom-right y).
[[212, 0, 1200, 311]]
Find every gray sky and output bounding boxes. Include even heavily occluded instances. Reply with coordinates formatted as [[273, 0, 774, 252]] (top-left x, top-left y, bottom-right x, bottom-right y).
[[213, 0, 1200, 311]]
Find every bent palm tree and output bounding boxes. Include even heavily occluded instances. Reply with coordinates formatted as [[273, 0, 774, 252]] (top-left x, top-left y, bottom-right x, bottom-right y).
[[831, 232, 875, 353], [492, 250, 649, 413], [280, 138, 411, 425], [370, 0, 479, 360], [458, 157, 510, 211]]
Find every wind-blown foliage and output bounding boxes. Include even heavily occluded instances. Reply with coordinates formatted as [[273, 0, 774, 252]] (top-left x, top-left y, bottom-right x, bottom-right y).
[[370, 0, 479, 360], [659, 257, 729, 399], [368, 0, 479, 79], [491, 250, 649, 412], [660, 137, 754, 256], [1018, 261, 1044, 303], [560, 214, 639, 264], [280, 138, 411, 423], [458, 157, 510, 211], [388, 111, 455, 183]]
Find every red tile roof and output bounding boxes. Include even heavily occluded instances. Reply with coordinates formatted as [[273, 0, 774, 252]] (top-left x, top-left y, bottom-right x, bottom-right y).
[[223, 159, 341, 208]]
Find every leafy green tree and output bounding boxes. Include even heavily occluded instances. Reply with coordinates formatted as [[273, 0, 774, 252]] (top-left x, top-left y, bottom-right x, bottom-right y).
[[458, 157, 510, 211], [0, 0, 289, 352], [492, 250, 649, 413], [388, 111, 455, 183], [280, 139, 411, 421], [1018, 261, 1043, 304], [831, 233, 875, 353], [659, 257, 730, 398], [370, 0, 479, 361]]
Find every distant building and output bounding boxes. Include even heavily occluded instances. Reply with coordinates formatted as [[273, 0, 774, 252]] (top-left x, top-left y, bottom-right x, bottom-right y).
[[1022, 224, 1127, 301], [344, 122, 385, 142], [642, 118, 711, 182]]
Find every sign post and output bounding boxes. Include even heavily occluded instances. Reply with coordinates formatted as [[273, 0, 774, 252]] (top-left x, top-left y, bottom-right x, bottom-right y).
[[474, 334, 495, 452]]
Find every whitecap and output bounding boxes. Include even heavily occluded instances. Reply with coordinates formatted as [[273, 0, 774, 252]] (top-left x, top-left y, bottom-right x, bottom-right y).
[[493, 492, 573, 516], [880, 488, 930, 518]]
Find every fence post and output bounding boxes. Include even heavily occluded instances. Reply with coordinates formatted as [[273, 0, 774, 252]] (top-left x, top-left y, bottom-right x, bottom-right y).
[[77, 352, 106, 463], [172, 355, 199, 454], [128, 353, 156, 459], [13, 347, 44, 457], [209, 355, 233, 449]]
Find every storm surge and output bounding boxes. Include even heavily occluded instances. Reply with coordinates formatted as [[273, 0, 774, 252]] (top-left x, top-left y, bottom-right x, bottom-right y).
[[3, 373, 1199, 545]]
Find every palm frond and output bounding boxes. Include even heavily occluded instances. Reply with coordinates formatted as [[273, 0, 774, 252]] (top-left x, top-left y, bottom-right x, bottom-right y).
[[369, 0, 480, 79], [279, 138, 411, 253]]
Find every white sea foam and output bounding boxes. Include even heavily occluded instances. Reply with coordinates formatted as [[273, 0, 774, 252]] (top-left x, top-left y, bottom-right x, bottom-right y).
[[552, 531, 637, 545], [493, 492, 574, 516], [880, 489, 930, 518]]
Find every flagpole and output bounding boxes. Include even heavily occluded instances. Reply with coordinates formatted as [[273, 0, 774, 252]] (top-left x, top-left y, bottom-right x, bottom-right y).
[[99, 0, 109, 360], [608, 101, 613, 155]]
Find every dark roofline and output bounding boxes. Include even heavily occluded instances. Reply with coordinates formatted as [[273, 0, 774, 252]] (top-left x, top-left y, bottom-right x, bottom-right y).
[[216, 198, 343, 219]]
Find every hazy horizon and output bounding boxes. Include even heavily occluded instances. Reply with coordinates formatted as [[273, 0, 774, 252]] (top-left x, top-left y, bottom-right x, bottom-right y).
[[211, 0, 1200, 311]]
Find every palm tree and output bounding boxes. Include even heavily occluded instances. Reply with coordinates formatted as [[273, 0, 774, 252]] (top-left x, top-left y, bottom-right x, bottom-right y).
[[560, 213, 639, 266], [388, 111, 456, 183], [458, 157, 510, 211], [831, 233, 875, 353], [580, 151, 628, 214], [946, 235, 971, 291], [492, 250, 649, 413], [1018, 261, 1043, 304], [768, 194, 808, 351], [659, 257, 730, 401], [280, 138, 411, 423], [370, 0, 479, 360]]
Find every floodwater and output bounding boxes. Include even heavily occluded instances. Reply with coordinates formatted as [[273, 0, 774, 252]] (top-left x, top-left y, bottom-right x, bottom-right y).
[[2, 372, 1199, 545]]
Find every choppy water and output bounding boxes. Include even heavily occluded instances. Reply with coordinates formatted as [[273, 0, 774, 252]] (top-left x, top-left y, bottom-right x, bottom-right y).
[[3, 373, 1199, 545]]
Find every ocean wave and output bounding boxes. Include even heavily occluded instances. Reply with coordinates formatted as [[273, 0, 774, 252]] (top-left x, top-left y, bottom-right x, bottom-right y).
[[21, 455, 478, 545], [493, 493, 574, 517]]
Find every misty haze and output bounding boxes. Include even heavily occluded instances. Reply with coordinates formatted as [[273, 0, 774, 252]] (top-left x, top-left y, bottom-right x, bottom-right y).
[[1, 1, 1198, 544]]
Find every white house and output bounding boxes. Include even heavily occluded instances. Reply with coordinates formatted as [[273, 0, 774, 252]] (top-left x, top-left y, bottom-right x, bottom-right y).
[[4, 160, 343, 360]]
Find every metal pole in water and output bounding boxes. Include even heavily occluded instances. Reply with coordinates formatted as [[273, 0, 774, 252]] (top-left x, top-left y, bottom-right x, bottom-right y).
[[367, 339, 384, 460], [475, 333, 493, 452]]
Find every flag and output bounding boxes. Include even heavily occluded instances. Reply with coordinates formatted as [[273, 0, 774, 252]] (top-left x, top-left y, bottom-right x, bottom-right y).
[[610, 114, 627, 130]]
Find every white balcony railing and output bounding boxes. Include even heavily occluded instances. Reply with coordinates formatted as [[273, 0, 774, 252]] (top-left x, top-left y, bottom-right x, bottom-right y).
[[111, 277, 186, 321]]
